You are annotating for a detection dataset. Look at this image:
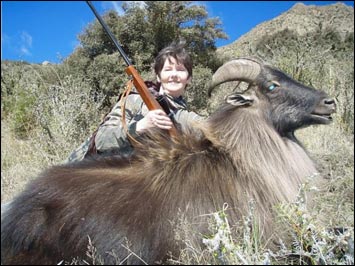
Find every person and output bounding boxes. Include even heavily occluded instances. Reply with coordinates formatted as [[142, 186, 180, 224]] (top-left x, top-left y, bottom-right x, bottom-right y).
[[67, 42, 202, 162]]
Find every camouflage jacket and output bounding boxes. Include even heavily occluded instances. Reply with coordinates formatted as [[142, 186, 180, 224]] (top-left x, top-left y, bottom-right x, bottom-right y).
[[66, 89, 202, 162]]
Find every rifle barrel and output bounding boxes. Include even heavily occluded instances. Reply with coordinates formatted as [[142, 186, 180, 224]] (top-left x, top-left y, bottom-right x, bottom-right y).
[[86, 1, 131, 66], [86, 1, 178, 138]]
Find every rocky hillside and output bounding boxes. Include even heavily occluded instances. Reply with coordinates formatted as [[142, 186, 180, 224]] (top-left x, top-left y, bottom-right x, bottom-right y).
[[211, 2, 354, 134], [217, 2, 354, 58]]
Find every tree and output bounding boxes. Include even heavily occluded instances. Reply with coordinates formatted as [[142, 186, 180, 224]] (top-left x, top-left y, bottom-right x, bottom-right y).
[[78, 1, 227, 68], [64, 1, 228, 108]]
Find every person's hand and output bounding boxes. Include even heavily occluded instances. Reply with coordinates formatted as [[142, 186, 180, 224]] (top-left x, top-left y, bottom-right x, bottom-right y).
[[136, 109, 173, 133]]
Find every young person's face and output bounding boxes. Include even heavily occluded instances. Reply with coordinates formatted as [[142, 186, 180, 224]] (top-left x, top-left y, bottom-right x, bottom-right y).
[[157, 56, 191, 98]]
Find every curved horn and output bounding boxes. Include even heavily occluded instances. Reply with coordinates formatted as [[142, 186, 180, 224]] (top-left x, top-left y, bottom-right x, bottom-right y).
[[208, 58, 262, 97]]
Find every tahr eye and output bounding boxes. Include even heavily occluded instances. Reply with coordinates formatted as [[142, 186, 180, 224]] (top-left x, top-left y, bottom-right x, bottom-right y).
[[267, 80, 280, 91], [268, 84, 276, 91]]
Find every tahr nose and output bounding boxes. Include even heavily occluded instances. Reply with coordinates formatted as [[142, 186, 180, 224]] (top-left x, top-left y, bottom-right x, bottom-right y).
[[322, 98, 336, 112]]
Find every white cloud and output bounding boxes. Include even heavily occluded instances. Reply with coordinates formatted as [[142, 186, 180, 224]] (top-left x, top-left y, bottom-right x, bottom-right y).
[[2, 31, 33, 58], [111, 1, 124, 15], [1, 33, 11, 46], [101, 1, 124, 15], [20, 31, 33, 48], [20, 46, 31, 56], [18, 31, 33, 56]]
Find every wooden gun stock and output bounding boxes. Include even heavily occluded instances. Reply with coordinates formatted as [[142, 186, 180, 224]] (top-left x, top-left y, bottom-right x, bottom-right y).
[[86, 1, 177, 138], [126, 66, 178, 137]]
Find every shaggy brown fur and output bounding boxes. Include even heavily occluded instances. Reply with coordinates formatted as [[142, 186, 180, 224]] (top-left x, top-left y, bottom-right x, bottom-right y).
[[1, 59, 335, 265], [0, 114, 316, 265]]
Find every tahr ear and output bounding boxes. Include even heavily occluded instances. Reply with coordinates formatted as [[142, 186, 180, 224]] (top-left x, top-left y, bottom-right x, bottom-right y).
[[225, 94, 254, 107]]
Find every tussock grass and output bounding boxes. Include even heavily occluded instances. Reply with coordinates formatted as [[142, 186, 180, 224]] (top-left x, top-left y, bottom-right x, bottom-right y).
[[1, 61, 353, 264], [1, 64, 105, 203], [1, 99, 353, 265], [1, 122, 49, 203], [169, 178, 354, 265]]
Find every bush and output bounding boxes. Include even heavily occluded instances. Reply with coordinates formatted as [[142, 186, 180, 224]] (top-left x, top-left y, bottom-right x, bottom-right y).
[[10, 88, 37, 139], [185, 65, 213, 113]]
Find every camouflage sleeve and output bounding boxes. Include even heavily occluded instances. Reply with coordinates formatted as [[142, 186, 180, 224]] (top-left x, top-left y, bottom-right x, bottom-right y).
[[95, 94, 204, 154], [174, 109, 204, 133], [94, 94, 145, 154]]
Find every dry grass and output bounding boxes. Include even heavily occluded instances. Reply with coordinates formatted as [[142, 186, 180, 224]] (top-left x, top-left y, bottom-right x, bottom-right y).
[[1, 112, 353, 264], [1, 122, 52, 203], [1, 72, 353, 264], [1, 66, 104, 203], [296, 117, 354, 227]]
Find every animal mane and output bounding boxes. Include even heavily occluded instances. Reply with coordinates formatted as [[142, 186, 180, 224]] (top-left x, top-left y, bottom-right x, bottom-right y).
[[1, 56, 335, 265], [206, 102, 318, 200], [127, 101, 318, 238], [2, 101, 317, 263]]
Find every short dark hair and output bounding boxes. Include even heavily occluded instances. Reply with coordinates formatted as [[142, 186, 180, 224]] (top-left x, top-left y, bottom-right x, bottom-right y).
[[154, 42, 193, 78]]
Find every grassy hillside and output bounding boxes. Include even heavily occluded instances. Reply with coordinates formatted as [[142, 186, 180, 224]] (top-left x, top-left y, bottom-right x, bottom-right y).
[[1, 2, 353, 264]]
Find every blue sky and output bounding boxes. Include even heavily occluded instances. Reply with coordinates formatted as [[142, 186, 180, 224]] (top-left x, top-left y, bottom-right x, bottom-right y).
[[1, 1, 353, 64]]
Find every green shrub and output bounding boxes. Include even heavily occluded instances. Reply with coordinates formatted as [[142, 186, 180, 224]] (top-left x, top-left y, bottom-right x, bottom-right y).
[[10, 89, 37, 139], [185, 65, 213, 113]]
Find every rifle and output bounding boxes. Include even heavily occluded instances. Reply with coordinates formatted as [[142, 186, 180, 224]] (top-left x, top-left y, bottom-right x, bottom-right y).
[[86, 1, 178, 137]]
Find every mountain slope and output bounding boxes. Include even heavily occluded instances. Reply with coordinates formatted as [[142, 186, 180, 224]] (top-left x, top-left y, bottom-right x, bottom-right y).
[[211, 2, 353, 134], [217, 2, 354, 58]]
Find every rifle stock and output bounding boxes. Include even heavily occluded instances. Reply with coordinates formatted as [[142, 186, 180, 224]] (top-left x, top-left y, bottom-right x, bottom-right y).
[[126, 66, 178, 137], [86, 1, 178, 137], [125, 66, 162, 111]]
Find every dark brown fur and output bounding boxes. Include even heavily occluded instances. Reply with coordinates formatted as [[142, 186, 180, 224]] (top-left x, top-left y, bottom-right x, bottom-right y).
[[1, 61, 335, 265], [0, 115, 317, 265]]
